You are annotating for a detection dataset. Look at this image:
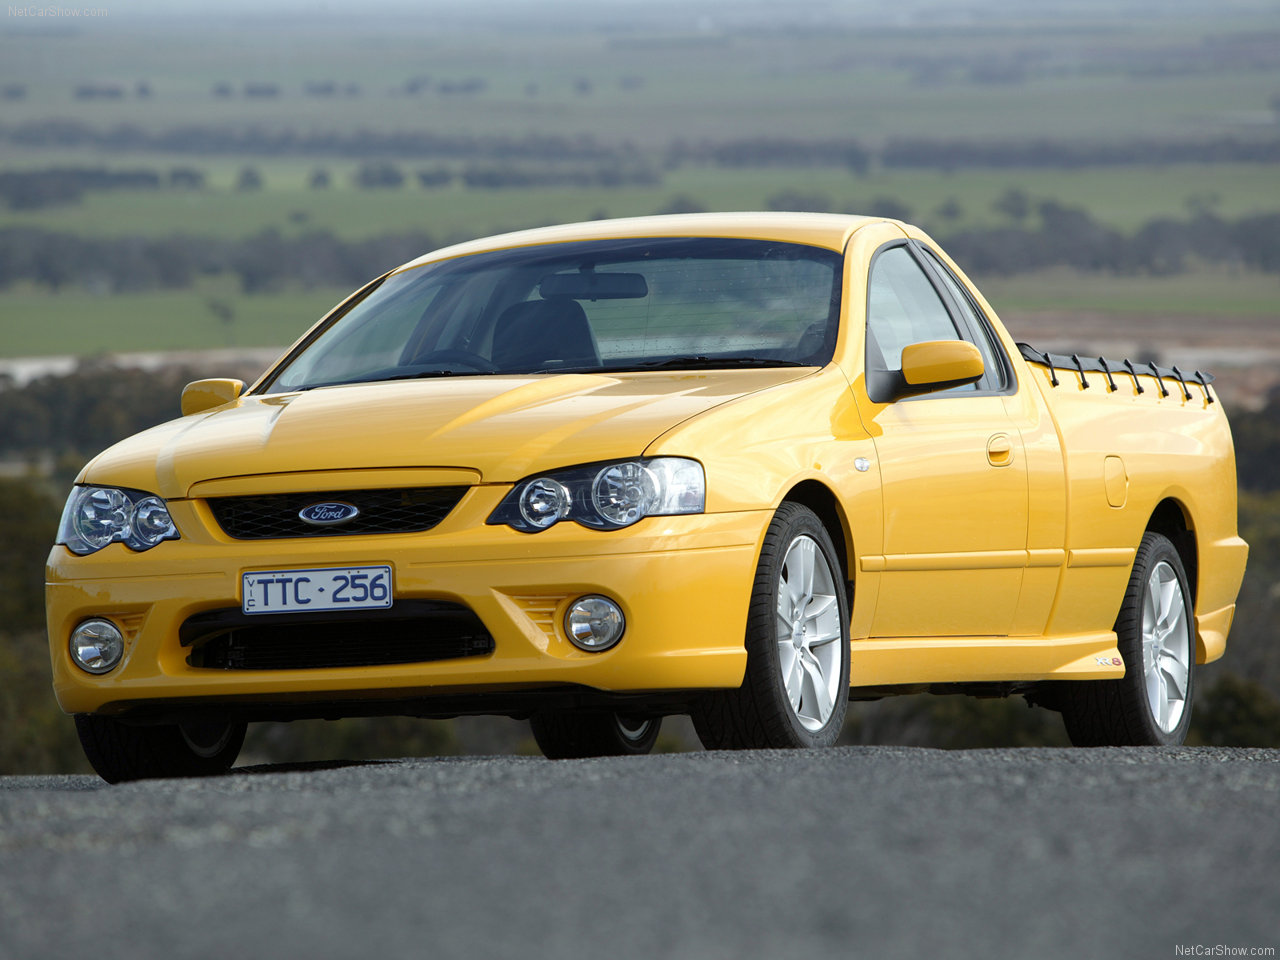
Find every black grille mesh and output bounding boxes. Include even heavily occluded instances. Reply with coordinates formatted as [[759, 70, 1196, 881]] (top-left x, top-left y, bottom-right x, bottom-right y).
[[208, 487, 468, 540]]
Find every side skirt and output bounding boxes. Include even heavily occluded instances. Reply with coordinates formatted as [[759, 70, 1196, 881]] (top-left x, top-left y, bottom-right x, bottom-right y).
[[848, 631, 1125, 687]]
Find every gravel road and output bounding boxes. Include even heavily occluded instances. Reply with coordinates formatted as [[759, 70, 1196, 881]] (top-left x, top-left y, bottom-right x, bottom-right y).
[[1, 747, 1276, 960]]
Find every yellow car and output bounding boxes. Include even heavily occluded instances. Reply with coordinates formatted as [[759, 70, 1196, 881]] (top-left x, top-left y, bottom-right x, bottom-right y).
[[47, 213, 1248, 781]]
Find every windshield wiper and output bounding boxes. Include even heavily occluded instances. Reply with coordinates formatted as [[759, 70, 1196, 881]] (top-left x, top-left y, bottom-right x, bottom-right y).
[[296, 369, 473, 390], [635, 356, 807, 369], [378, 370, 470, 382], [483, 358, 808, 376]]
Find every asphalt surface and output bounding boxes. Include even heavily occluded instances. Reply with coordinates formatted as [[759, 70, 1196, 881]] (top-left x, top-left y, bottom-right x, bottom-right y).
[[1, 747, 1277, 960]]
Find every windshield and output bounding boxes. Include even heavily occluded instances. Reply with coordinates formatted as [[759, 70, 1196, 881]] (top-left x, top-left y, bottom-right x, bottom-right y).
[[262, 236, 843, 392]]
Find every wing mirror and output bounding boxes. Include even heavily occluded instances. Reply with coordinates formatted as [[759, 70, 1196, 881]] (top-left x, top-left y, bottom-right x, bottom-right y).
[[894, 340, 984, 399], [181, 378, 245, 416]]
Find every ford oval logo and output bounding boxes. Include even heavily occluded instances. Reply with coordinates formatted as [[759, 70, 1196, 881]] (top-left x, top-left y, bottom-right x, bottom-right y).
[[298, 501, 361, 526]]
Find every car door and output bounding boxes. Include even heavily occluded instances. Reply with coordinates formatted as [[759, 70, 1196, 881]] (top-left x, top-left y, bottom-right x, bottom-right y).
[[853, 240, 1029, 638]]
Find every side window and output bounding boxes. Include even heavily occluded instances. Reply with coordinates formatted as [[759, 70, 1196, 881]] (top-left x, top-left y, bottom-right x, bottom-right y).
[[866, 245, 972, 390], [918, 247, 1010, 392]]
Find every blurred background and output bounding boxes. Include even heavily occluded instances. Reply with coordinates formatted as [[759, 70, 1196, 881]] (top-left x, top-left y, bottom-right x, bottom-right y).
[[2, 0, 1279, 771]]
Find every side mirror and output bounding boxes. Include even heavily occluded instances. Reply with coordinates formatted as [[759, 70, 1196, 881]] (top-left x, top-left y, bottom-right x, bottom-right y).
[[181, 378, 245, 416], [897, 340, 984, 397]]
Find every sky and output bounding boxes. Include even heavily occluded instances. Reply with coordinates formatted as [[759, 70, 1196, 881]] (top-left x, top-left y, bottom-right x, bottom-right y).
[[8, 0, 1253, 28]]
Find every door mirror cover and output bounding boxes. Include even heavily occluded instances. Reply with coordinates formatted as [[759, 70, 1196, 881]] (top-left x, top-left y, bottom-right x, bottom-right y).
[[181, 378, 245, 416], [897, 340, 984, 397]]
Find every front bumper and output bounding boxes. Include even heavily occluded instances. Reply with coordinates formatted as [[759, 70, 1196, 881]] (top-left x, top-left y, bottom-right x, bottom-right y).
[[47, 486, 767, 717]]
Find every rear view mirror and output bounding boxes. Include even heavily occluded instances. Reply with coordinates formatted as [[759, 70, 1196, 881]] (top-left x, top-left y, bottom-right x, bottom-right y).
[[181, 378, 245, 416], [539, 271, 648, 301]]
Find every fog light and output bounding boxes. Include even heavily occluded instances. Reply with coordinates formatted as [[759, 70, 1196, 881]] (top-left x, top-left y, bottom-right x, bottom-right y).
[[565, 595, 625, 651], [69, 619, 124, 674]]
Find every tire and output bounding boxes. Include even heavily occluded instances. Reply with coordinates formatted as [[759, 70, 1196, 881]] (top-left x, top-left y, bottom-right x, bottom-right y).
[[692, 501, 850, 750], [75, 715, 247, 783], [531, 711, 662, 759], [1060, 531, 1195, 746]]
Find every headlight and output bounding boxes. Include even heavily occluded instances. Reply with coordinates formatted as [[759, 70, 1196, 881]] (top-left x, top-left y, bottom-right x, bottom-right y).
[[56, 485, 180, 555], [488, 458, 705, 533]]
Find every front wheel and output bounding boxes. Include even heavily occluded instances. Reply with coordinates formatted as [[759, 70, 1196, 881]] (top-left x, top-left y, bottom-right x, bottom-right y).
[[1059, 531, 1195, 746], [531, 711, 662, 759], [693, 502, 850, 750], [75, 715, 247, 783]]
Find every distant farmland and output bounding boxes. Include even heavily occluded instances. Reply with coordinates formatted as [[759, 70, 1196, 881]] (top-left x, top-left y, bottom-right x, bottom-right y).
[[1, 0, 1278, 358]]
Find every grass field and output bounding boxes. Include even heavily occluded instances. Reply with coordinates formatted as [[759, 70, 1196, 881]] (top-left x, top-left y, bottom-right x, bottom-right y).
[[0, 285, 348, 358], [3, 163, 1277, 242], [2, 2, 1277, 243], [2, 269, 1275, 359], [2, 4, 1278, 144], [2, 1, 1278, 360]]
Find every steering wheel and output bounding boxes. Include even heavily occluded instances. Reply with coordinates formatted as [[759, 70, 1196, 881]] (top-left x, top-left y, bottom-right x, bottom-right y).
[[414, 350, 498, 373]]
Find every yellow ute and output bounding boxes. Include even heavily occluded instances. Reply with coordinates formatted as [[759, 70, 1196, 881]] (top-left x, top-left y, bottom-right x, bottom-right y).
[[46, 213, 1248, 781]]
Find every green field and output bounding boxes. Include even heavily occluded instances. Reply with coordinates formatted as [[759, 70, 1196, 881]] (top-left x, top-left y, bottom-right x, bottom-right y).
[[2, 0, 1279, 359], [2, 163, 1277, 242], [3, 3, 1279, 144], [0, 285, 348, 358]]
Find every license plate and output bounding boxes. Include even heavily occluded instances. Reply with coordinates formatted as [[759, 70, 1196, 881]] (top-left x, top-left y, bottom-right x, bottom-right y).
[[241, 565, 393, 615]]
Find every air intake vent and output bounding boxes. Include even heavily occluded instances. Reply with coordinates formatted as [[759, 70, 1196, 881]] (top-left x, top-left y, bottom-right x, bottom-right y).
[[182, 601, 495, 670]]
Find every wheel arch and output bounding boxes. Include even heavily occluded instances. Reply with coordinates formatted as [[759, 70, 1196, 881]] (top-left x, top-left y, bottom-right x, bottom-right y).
[[1145, 497, 1198, 607], [781, 480, 854, 592]]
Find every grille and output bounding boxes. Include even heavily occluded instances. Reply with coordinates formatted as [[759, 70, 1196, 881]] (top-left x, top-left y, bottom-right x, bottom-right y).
[[183, 601, 495, 670], [207, 486, 468, 540]]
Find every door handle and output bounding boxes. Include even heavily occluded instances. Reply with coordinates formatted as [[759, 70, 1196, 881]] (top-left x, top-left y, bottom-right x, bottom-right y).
[[987, 434, 1013, 467]]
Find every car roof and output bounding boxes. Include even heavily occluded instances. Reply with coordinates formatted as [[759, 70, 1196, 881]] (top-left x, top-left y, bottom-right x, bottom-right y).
[[394, 211, 890, 273]]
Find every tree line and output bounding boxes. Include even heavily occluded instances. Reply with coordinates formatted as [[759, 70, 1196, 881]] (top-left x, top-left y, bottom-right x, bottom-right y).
[[4, 118, 1278, 172], [3, 205, 1278, 296], [0, 161, 664, 211], [0, 227, 437, 294], [876, 136, 1280, 170], [0, 166, 206, 210], [347, 160, 659, 191], [0, 120, 628, 162], [666, 135, 1280, 172], [944, 206, 1280, 276], [0, 363, 219, 458]]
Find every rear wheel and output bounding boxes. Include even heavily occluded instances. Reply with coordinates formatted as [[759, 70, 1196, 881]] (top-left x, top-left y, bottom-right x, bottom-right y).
[[531, 711, 662, 759], [1060, 531, 1195, 746], [75, 715, 247, 783], [693, 502, 850, 750]]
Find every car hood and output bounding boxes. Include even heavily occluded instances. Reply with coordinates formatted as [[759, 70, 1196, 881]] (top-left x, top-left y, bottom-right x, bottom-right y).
[[83, 369, 813, 498]]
